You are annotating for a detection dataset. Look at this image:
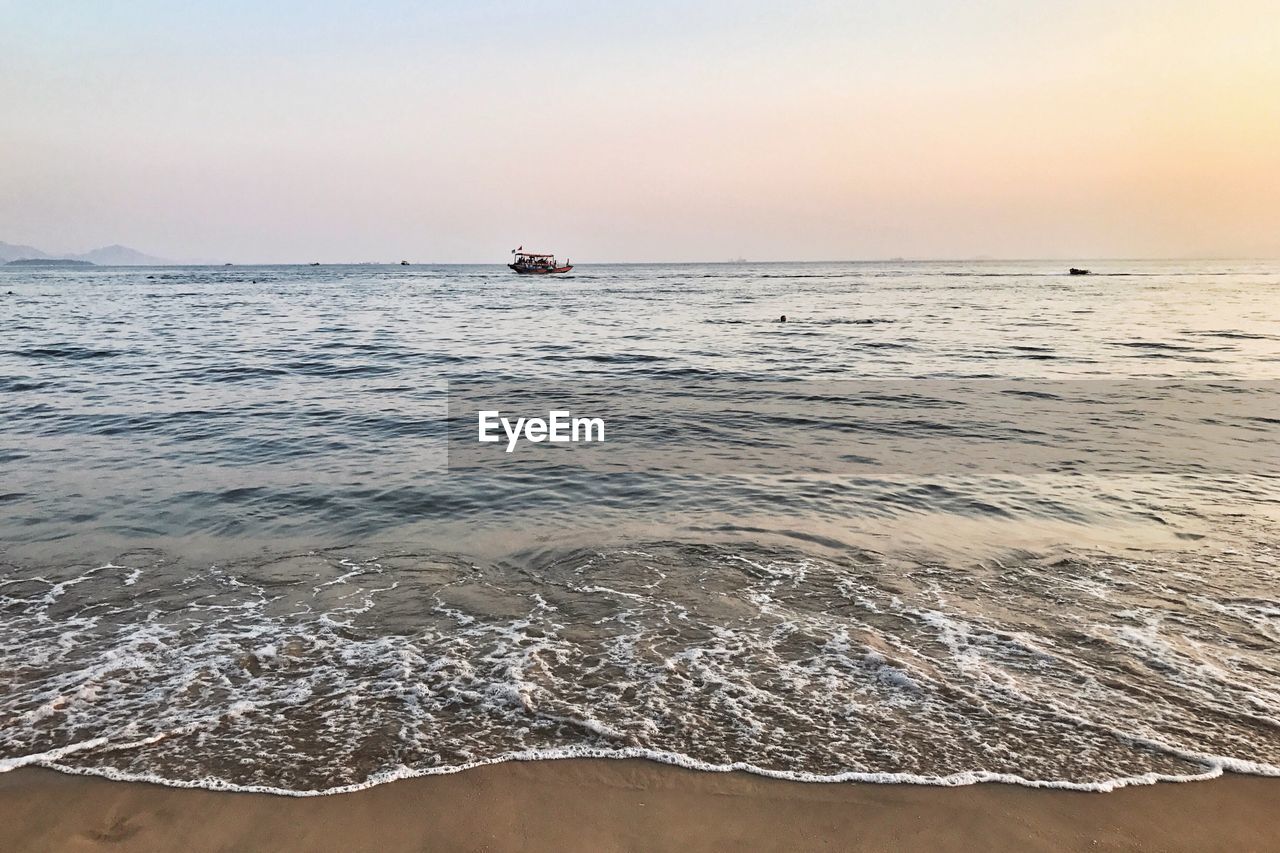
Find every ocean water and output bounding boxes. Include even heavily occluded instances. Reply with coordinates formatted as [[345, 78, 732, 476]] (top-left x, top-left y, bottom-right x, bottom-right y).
[[1, 259, 1278, 794]]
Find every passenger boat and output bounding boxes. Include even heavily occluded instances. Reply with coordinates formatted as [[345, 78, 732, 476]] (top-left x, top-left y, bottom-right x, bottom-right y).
[[509, 248, 572, 275]]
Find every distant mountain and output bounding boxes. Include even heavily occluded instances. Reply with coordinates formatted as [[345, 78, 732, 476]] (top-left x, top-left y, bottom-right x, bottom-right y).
[[75, 244, 170, 265], [0, 241, 49, 263], [0, 240, 171, 265]]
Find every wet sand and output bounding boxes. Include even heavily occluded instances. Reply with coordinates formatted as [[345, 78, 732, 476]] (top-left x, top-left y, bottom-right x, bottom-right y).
[[2, 761, 1278, 852]]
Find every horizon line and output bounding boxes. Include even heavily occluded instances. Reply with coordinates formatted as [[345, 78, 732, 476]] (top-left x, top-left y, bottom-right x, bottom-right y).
[[7, 256, 1278, 268]]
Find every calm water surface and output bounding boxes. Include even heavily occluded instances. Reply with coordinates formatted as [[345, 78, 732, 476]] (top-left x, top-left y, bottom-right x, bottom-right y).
[[1, 260, 1278, 792]]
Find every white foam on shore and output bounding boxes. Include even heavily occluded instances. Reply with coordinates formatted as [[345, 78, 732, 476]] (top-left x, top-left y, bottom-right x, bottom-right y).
[[14, 744, 1279, 798], [3, 544, 1279, 797]]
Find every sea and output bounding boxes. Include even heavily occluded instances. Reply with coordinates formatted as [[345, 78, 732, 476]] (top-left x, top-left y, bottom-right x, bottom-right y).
[[1, 259, 1278, 795]]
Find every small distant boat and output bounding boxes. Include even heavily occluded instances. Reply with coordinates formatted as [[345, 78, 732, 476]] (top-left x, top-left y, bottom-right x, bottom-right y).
[[400, 260, 410, 266], [309, 262, 320, 266], [509, 247, 572, 275], [1069, 268, 1091, 275]]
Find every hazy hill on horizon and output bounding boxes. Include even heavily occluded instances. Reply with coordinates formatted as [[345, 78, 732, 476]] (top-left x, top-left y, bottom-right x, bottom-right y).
[[0, 240, 171, 265]]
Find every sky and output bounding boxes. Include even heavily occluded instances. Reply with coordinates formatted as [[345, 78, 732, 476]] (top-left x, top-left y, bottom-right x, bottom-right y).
[[1, 1, 1278, 263]]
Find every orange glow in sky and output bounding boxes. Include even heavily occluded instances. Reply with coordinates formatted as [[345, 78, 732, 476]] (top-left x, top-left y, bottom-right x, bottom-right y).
[[2, 1, 1277, 262]]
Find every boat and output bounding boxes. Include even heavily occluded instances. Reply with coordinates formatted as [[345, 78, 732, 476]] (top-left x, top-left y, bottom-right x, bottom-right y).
[[1069, 267, 1091, 275], [509, 248, 572, 275]]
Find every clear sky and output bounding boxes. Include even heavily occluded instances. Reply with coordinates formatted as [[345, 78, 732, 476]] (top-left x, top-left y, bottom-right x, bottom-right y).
[[2, 1, 1277, 262]]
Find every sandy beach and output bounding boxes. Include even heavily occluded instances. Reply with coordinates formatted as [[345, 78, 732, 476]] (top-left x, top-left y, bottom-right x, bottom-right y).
[[1, 761, 1276, 852]]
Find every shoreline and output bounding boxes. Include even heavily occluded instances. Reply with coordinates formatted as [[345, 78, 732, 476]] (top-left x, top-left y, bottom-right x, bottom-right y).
[[0, 749, 1258, 797], [4, 761, 1279, 852]]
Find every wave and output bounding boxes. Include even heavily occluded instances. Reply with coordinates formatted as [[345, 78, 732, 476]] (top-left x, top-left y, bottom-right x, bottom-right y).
[[2, 542, 1278, 795]]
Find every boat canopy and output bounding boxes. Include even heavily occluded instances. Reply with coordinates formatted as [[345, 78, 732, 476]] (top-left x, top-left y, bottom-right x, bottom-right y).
[[512, 251, 556, 258]]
